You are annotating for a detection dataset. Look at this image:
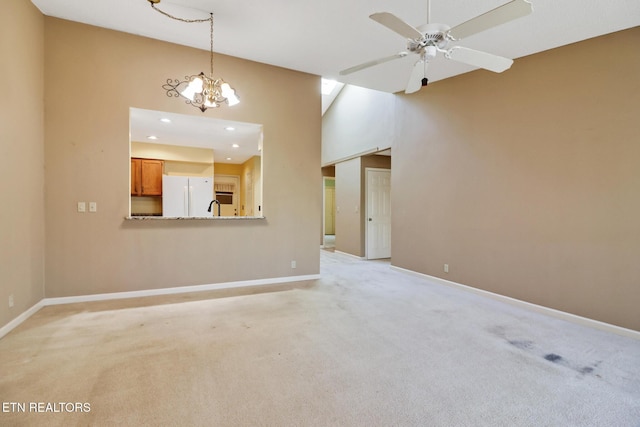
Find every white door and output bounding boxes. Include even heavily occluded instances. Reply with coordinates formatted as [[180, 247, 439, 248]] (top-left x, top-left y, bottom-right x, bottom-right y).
[[366, 168, 391, 259]]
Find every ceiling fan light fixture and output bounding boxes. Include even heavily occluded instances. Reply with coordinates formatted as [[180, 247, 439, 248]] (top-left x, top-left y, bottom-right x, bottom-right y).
[[149, 0, 239, 112]]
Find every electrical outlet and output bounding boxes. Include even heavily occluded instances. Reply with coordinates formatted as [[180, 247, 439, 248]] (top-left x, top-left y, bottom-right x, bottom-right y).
[[9, 294, 14, 308], [444, 264, 449, 273], [291, 260, 297, 269]]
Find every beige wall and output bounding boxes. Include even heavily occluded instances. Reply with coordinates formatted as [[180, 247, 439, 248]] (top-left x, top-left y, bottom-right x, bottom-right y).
[[0, 0, 45, 327], [43, 18, 321, 298], [335, 158, 362, 256], [326, 28, 640, 331]]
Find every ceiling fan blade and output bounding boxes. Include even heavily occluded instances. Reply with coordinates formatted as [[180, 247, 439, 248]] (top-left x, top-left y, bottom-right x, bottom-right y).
[[446, 46, 513, 73], [370, 12, 423, 40], [405, 60, 426, 94], [339, 52, 409, 76], [447, 0, 533, 40]]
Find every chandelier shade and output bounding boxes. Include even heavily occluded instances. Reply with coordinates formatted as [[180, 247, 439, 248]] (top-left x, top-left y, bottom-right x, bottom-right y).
[[149, 0, 239, 112]]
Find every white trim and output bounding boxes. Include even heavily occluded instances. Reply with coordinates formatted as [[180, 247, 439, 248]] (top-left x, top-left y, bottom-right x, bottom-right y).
[[323, 147, 393, 168], [0, 274, 320, 340], [43, 274, 321, 306], [323, 148, 379, 167], [0, 300, 45, 340], [391, 266, 640, 340]]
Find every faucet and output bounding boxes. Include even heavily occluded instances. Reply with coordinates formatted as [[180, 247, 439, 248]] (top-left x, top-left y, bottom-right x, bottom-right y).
[[207, 199, 221, 216]]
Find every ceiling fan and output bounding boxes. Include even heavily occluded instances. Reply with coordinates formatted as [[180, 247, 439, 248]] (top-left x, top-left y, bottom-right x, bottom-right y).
[[340, 0, 533, 93]]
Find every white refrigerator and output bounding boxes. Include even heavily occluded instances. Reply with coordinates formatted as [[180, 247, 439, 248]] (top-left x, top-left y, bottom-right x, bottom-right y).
[[162, 176, 214, 217]]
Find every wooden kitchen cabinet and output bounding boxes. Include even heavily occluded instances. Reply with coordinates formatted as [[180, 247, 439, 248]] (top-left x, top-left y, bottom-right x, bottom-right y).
[[131, 158, 163, 196]]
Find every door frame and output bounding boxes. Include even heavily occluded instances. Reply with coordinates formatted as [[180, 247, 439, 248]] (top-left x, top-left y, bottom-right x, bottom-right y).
[[365, 167, 391, 259]]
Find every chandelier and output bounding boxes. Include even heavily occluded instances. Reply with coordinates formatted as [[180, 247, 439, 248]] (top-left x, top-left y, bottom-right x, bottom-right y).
[[148, 0, 239, 112]]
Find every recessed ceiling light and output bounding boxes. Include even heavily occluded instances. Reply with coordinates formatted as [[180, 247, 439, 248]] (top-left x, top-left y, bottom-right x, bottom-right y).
[[147, 135, 158, 140], [232, 143, 240, 148], [225, 126, 235, 131], [160, 118, 171, 123], [226, 157, 232, 161]]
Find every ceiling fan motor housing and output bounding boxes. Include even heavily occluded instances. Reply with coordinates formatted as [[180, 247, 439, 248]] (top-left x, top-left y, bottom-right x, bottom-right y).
[[407, 23, 451, 54]]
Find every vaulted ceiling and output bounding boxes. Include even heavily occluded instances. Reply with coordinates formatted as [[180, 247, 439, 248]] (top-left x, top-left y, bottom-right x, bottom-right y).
[[32, 0, 639, 94]]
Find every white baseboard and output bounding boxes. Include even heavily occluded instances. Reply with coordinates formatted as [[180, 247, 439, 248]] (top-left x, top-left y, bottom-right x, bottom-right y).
[[43, 274, 321, 306], [0, 274, 320, 340], [391, 266, 640, 341], [0, 300, 45, 340]]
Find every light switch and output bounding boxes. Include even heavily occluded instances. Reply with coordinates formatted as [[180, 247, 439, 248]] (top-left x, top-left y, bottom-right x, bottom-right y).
[[89, 202, 97, 212], [77, 202, 86, 213]]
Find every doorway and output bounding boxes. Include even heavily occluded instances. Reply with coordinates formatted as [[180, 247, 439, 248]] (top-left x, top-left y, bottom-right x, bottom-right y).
[[365, 168, 391, 259], [323, 177, 336, 248], [214, 175, 240, 216]]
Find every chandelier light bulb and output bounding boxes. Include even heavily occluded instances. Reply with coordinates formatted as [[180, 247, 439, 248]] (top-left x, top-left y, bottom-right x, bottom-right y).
[[226, 93, 240, 106], [220, 82, 232, 96], [181, 76, 204, 101]]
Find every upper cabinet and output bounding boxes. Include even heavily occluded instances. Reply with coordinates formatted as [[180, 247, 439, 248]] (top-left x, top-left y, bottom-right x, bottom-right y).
[[131, 158, 163, 196]]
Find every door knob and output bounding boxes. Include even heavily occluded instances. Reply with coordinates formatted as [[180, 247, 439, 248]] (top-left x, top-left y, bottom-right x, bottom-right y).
[[368, 218, 372, 221]]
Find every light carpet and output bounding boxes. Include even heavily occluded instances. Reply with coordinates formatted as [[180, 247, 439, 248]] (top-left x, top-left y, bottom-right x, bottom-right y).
[[1, 250, 639, 426]]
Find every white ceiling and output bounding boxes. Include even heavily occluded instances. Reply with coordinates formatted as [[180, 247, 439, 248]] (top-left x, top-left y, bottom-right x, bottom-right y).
[[130, 108, 262, 164], [30, 0, 640, 94]]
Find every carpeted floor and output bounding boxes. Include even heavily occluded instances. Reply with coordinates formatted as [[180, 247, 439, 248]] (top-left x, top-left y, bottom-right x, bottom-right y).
[[1, 250, 639, 426]]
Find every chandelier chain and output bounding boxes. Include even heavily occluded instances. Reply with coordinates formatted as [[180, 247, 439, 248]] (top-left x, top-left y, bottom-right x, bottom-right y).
[[150, 3, 211, 24], [150, 3, 215, 78], [210, 13, 214, 77]]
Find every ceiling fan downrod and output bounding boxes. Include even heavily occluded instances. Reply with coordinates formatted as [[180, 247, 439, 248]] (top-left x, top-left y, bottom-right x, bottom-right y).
[[426, 0, 431, 25]]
